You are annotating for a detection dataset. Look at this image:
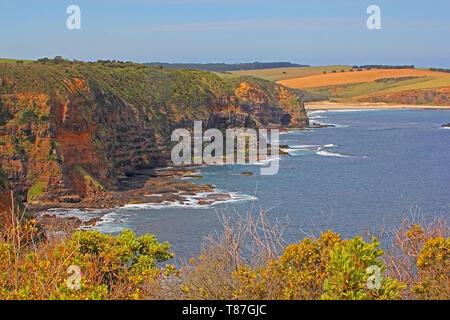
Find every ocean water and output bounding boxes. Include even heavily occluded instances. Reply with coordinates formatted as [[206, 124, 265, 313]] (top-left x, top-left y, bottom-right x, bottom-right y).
[[96, 109, 450, 260]]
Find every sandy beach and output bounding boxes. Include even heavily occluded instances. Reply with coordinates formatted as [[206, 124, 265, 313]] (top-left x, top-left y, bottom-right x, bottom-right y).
[[305, 101, 450, 111]]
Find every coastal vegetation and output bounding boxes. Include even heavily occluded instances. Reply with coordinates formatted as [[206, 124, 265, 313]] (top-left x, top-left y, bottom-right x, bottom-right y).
[[1, 58, 448, 300], [0, 200, 448, 300]]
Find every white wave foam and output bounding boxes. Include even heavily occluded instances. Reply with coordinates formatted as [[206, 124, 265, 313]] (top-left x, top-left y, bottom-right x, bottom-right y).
[[121, 189, 257, 211], [329, 109, 382, 112], [36, 208, 107, 223], [316, 150, 351, 158], [289, 144, 320, 150], [280, 148, 296, 155], [307, 110, 326, 119], [245, 155, 281, 166]]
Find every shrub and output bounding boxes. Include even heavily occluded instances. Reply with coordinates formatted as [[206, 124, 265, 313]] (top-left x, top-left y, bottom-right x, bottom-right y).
[[0, 201, 447, 300], [322, 236, 405, 300], [0, 211, 175, 300], [232, 231, 341, 299], [412, 237, 449, 299], [19, 108, 38, 125]]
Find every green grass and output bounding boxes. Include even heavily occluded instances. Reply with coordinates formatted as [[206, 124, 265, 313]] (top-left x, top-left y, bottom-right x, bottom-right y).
[[0, 58, 33, 64], [361, 76, 450, 97], [0, 166, 8, 192], [72, 165, 104, 190], [307, 76, 439, 99], [27, 182, 46, 202], [231, 65, 352, 81]]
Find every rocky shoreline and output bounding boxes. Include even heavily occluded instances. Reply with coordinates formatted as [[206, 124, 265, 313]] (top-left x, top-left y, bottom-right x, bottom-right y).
[[32, 167, 216, 230], [32, 142, 298, 231]]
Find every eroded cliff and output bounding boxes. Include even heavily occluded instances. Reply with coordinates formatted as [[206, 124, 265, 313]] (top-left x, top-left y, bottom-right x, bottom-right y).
[[0, 60, 308, 206]]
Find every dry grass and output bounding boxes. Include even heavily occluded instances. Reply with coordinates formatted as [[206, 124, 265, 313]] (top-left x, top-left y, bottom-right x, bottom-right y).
[[278, 69, 449, 89], [231, 66, 352, 81]]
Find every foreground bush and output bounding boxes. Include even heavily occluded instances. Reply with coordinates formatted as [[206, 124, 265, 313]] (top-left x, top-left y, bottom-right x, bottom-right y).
[[412, 237, 449, 299], [175, 213, 448, 300], [0, 224, 174, 299], [0, 209, 448, 300]]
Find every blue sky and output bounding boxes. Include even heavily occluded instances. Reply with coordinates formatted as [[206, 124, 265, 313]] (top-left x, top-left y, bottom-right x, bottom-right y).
[[1, 0, 449, 67]]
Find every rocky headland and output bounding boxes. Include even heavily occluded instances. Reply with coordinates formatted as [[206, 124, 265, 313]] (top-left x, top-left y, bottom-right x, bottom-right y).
[[0, 59, 309, 226]]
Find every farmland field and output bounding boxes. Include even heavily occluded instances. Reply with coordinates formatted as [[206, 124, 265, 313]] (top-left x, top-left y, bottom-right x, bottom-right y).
[[277, 68, 449, 89], [232, 66, 450, 106], [304, 76, 450, 99], [230, 65, 352, 81]]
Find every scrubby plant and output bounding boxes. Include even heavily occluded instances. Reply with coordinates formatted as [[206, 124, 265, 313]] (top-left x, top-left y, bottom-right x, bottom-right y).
[[321, 236, 405, 300], [232, 231, 341, 300], [0, 199, 448, 300], [412, 237, 449, 299], [0, 202, 175, 300]]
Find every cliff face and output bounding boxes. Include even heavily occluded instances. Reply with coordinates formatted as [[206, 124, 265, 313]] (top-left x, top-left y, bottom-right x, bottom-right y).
[[0, 61, 308, 205], [0, 165, 11, 218]]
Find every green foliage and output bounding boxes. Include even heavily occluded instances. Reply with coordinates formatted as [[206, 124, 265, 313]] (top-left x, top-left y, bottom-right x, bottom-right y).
[[18, 108, 38, 125], [276, 231, 341, 299], [0, 229, 174, 300], [0, 100, 13, 126], [26, 181, 46, 202], [72, 165, 104, 191], [0, 220, 447, 300], [321, 236, 404, 300], [232, 231, 342, 300], [0, 165, 8, 192]]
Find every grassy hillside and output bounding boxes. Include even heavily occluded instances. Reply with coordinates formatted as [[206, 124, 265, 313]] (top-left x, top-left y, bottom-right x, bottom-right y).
[[231, 65, 352, 81], [359, 76, 450, 96], [0, 58, 33, 64], [305, 76, 442, 98]]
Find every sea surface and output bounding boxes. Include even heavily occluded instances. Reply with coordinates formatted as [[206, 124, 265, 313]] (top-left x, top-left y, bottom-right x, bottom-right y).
[[95, 109, 450, 260]]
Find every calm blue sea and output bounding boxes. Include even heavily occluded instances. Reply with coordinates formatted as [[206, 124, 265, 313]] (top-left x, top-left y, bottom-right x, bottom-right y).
[[96, 109, 450, 260]]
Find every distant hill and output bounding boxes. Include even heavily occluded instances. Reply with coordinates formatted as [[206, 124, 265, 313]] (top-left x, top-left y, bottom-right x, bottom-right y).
[[144, 62, 309, 72]]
